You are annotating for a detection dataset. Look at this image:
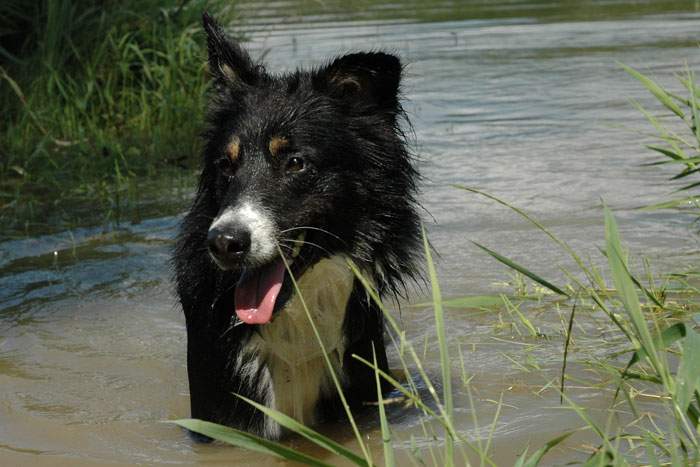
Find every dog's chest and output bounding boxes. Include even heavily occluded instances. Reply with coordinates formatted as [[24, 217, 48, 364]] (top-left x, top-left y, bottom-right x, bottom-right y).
[[240, 256, 355, 436]]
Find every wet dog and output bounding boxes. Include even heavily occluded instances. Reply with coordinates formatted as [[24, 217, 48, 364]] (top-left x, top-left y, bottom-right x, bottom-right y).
[[173, 13, 421, 439]]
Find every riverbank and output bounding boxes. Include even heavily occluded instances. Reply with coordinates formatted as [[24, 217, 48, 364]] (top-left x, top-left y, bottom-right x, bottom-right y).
[[0, 0, 234, 236]]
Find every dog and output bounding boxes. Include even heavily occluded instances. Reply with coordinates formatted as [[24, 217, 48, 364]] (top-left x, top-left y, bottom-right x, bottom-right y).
[[173, 13, 422, 440]]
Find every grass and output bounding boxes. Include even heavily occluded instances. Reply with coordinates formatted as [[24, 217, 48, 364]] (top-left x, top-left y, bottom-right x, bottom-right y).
[[173, 66, 700, 465], [175, 195, 700, 465], [0, 0, 235, 237], [621, 63, 700, 215], [2, 3, 697, 463]]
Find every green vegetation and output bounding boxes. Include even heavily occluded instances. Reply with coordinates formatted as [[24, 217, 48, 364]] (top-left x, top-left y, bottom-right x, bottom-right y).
[[175, 68, 700, 464], [622, 64, 700, 214], [4, 1, 698, 461], [175, 201, 700, 465], [0, 0, 234, 236]]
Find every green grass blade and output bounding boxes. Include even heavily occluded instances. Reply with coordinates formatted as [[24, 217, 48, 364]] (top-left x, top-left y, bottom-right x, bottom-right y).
[[676, 180, 700, 192], [347, 260, 495, 465], [676, 328, 700, 414], [644, 157, 700, 165], [513, 447, 530, 467], [502, 294, 538, 337], [629, 322, 686, 367], [614, 322, 687, 401], [456, 186, 591, 280], [621, 63, 686, 119], [514, 431, 574, 467], [277, 247, 372, 464], [640, 195, 700, 210], [560, 393, 625, 466], [687, 67, 700, 142], [351, 354, 441, 420], [604, 206, 662, 373], [234, 394, 368, 466], [422, 224, 454, 466], [670, 167, 700, 180], [373, 346, 395, 467], [172, 419, 333, 467], [472, 241, 569, 297], [560, 301, 577, 403], [646, 144, 686, 161]]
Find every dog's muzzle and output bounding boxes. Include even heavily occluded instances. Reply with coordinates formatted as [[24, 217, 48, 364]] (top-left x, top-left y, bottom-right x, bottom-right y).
[[207, 226, 251, 268]]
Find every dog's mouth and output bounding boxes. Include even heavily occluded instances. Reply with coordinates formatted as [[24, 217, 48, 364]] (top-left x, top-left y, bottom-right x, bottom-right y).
[[234, 259, 286, 325], [233, 233, 307, 325]]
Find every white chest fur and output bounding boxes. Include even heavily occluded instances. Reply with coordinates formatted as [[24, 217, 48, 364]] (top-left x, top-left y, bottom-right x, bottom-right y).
[[236, 255, 355, 438]]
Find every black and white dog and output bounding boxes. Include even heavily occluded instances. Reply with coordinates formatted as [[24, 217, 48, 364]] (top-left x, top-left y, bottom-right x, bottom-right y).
[[173, 13, 421, 439]]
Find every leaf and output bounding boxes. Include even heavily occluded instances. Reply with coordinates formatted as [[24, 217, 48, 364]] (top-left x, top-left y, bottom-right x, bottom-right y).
[[676, 328, 700, 414], [616, 323, 687, 400], [233, 395, 368, 466], [676, 180, 700, 192], [629, 322, 686, 367], [472, 242, 570, 297], [581, 449, 616, 467], [646, 144, 685, 161], [604, 206, 660, 371], [172, 419, 333, 467], [513, 431, 573, 467], [560, 302, 577, 403], [647, 156, 700, 165], [423, 224, 454, 466], [685, 67, 700, 142], [373, 346, 395, 467], [640, 196, 700, 210], [621, 63, 685, 119], [670, 167, 700, 180]]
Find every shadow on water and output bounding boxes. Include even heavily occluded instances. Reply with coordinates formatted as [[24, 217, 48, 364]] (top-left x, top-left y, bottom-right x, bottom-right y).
[[1, 0, 700, 464]]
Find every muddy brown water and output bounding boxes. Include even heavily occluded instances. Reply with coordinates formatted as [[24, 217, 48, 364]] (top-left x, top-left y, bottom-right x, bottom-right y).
[[2, 1, 700, 465]]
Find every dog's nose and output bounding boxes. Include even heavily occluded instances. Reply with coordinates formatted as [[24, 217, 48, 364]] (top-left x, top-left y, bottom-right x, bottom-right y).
[[207, 227, 251, 261]]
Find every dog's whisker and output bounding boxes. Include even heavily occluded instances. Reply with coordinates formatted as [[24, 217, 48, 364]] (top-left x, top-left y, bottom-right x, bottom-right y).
[[280, 238, 334, 258], [211, 281, 238, 310], [279, 226, 346, 245]]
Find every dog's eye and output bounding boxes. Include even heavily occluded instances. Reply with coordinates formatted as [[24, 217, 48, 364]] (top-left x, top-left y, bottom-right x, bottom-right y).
[[286, 157, 305, 174], [215, 158, 237, 178]]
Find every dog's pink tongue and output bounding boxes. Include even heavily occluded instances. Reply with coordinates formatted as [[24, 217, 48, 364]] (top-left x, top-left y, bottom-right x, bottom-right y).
[[234, 260, 286, 325]]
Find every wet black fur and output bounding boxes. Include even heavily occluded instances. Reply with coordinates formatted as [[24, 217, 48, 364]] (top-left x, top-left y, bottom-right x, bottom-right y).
[[173, 13, 422, 438]]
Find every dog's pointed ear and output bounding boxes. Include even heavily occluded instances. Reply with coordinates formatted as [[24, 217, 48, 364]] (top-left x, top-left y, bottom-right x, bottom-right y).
[[202, 12, 259, 86], [314, 52, 402, 111]]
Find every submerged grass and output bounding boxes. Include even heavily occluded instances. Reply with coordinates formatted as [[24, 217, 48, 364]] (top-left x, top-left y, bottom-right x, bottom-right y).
[[0, 0, 235, 235]]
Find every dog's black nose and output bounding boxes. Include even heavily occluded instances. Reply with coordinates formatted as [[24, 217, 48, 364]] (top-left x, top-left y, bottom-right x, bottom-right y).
[[207, 227, 251, 261]]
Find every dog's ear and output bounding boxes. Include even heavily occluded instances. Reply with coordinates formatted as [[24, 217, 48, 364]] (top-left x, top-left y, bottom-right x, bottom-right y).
[[202, 12, 259, 86], [314, 52, 402, 111]]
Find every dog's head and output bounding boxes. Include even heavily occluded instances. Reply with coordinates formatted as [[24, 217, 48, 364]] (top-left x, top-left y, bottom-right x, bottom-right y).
[[198, 13, 420, 325]]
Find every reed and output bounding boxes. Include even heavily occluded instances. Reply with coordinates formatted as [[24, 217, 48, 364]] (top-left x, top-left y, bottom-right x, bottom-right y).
[[0, 0, 234, 233]]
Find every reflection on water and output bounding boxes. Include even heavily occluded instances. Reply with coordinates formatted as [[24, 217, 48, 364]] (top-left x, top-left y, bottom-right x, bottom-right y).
[[1, 1, 699, 464]]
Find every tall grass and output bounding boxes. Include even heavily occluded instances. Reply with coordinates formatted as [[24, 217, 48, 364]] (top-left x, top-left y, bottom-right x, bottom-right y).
[[173, 66, 700, 465], [174, 197, 700, 465], [622, 63, 700, 214], [0, 0, 234, 234]]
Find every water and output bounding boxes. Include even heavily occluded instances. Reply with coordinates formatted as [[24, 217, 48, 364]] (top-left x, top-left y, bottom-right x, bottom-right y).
[[1, 1, 700, 464]]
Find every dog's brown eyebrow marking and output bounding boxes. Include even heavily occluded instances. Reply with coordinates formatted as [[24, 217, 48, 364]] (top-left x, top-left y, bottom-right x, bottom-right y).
[[268, 136, 290, 156], [226, 136, 240, 162]]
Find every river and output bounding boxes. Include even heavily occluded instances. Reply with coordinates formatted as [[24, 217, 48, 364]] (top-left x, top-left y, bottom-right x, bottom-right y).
[[1, 1, 699, 465]]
